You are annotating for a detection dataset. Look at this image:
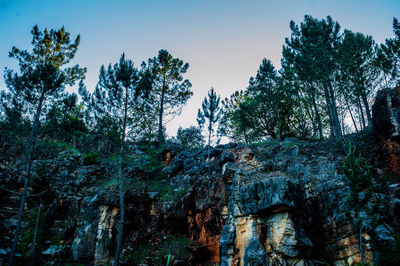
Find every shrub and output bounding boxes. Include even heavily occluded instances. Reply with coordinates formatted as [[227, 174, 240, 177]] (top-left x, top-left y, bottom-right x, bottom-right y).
[[82, 152, 100, 165], [343, 140, 372, 212]]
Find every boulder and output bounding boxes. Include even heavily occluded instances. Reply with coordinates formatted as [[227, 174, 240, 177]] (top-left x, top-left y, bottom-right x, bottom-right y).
[[372, 87, 400, 175]]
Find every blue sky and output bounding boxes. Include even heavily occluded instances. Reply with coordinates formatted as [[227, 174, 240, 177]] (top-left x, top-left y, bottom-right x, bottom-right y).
[[0, 0, 399, 136]]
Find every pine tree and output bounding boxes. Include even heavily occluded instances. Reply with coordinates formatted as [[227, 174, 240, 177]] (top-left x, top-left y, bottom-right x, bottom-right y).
[[378, 17, 400, 86], [221, 59, 294, 142], [197, 87, 222, 172], [5, 25, 86, 265], [338, 30, 378, 127], [285, 15, 342, 138], [220, 90, 251, 142], [146, 50, 192, 147], [79, 53, 151, 265]]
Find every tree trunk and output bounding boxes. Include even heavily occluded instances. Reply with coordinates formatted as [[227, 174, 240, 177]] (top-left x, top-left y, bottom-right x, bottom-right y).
[[345, 98, 359, 133], [298, 99, 306, 138], [276, 117, 281, 140], [297, 95, 306, 138], [9, 94, 44, 266], [298, 89, 312, 138], [157, 76, 166, 148], [361, 92, 372, 126], [207, 123, 211, 174], [114, 88, 129, 266], [324, 90, 336, 139], [357, 97, 366, 130], [324, 84, 342, 139], [384, 75, 389, 89], [328, 84, 342, 138], [31, 200, 42, 264], [311, 92, 323, 138]]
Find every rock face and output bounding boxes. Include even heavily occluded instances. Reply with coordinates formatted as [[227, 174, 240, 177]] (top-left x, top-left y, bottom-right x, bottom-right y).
[[71, 192, 119, 264], [2, 102, 400, 264], [218, 143, 373, 265], [373, 87, 400, 176]]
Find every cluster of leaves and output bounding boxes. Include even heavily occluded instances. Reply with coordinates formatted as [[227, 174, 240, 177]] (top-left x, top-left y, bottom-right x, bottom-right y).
[[176, 126, 204, 148], [221, 59, 294, 142], [136, 146, 164, 176], [82, 152, 100, 165]]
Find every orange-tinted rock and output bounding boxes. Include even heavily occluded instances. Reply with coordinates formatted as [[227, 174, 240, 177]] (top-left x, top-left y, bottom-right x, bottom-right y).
[[193, 208, 223, 263], [383, 139, 400, 175], [372, 87, 400, 176]]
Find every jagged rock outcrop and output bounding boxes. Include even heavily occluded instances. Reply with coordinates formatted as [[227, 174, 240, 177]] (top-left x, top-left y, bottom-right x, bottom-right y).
[[373, 86, 400, 176], [2, 90, 400, 265], [217, 142, 375, 265], [0, 139, 389, 265]]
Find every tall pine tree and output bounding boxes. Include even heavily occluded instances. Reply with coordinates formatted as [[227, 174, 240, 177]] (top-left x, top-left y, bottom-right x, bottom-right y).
[[79, 53, 151, 265], [5, 25, 86, 265], [284, 15, 342, 138], [197, 87, 222, 172], [146, 50, 192, 147]]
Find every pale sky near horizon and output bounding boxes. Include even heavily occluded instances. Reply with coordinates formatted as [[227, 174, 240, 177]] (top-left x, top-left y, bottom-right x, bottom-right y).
[[0, 0, 399, 137]]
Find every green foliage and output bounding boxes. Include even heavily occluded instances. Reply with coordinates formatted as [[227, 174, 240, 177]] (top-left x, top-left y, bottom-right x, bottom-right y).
[[5, 25, 86, 119], [219, 90, 250, 142], [138, 146, 164, 175], [221, 59, 295, 142], [338, 30, 377, 127], [82, 152, 100, 165], [146, 49, 193, 145], [197, 87, 222, 147], [43, 93, 88, 142], [0, 92, 29, 158], [343, 141, 373, 212], [284, 15, 342, 138], [378, 17, 400, 87], [79, 53, 152, 146], [161, 188, 186, 201], [37, 141, 81, 158], [176, 126, 204, 148]]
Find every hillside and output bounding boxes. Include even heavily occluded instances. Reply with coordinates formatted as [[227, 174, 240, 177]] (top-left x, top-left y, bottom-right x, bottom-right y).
[[1, 88, 400, 265]]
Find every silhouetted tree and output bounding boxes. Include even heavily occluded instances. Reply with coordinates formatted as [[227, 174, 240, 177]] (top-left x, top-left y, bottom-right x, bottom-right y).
[[5, 25, 86, 265], [285, 15, 342, 138], [146, 50, 192, 147], [176, 126, 204, 148], [221, 59, 295, 142], [79, 53, 151, 265], [220, 90, 251, 142], [42, 93, 88, 141], [338, 30, 379, 128], [378, 17, 400, 86], [197, 87, 222, 171]]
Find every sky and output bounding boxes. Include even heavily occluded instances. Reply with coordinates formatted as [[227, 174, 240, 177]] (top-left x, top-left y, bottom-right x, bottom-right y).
[[0, 0, 399, 137]]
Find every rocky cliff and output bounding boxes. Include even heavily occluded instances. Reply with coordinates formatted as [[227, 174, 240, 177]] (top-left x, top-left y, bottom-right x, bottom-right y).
[[1, 88, 400, 265]]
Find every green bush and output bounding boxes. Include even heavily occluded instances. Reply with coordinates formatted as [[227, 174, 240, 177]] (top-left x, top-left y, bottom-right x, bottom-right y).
[[343, 141, 372, 212], [82, 152, 100, 165]]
